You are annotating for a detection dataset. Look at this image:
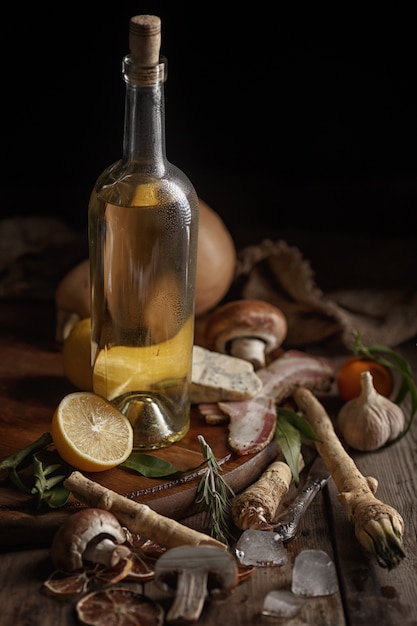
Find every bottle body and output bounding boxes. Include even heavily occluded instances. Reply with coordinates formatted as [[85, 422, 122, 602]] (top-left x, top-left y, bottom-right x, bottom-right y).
[[89, 16, 199, 449], [89, 165, 199, 449]]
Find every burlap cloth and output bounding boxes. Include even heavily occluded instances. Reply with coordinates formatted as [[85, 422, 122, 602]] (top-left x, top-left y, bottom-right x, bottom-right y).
[[234, 238, 417, 350], [1, 218, 416, 350]]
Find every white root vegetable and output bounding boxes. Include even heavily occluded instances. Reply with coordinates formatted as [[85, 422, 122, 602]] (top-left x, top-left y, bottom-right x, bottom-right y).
[[64, 471, 226, 551], [231, 459, 293, 530], [293, 387, 405, 570]]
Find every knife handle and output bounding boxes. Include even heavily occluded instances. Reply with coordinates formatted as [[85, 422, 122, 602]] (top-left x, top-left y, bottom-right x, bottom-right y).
[[273, 477, 327, 542]]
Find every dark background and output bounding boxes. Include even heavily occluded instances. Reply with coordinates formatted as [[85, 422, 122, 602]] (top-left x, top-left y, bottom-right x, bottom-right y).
[[3, 3, 417, 246]]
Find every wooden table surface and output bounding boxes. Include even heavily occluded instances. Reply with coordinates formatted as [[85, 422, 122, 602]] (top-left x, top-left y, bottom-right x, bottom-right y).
[[0, 300, 416, 626]]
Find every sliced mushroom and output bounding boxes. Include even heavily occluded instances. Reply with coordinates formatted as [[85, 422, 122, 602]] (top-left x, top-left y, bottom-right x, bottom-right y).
[[154, 544, 238, 622], [204, 299, 288, 369], [50, 508, 131, 572]]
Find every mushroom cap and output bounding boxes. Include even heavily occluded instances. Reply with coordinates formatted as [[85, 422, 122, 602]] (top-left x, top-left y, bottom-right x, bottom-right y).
[[205, 299, 288, 354], [154, 544, 238, 593], [51, 508, 127, 571]]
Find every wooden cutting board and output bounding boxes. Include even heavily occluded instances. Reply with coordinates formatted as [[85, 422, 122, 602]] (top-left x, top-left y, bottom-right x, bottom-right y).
[[0, 301, 279, 546]]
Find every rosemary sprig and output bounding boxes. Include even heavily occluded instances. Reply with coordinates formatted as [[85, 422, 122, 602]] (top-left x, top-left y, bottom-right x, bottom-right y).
[[195, 435, 235, 548]]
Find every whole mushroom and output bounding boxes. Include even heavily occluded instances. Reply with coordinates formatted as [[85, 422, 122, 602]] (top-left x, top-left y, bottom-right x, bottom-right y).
[[50, 508, 131, 572], [204, 299, 288, 369], [154, 544, 238, 622]]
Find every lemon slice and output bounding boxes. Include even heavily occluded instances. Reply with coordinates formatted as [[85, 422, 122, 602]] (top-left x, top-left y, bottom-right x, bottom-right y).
[[51, 392, 133, 472]]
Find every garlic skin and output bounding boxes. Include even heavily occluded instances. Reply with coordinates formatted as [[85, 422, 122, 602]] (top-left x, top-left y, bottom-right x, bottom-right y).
[[337, 370, 405, 451]]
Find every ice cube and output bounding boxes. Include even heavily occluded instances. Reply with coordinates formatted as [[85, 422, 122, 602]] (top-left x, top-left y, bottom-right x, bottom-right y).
[[262, 589, 304, 617], [235, 530, 288, 567], [291, 549, 338, 597]]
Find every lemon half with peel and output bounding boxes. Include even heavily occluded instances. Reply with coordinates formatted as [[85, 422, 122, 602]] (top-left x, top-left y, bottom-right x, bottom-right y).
[[51, 392, 134, 472]]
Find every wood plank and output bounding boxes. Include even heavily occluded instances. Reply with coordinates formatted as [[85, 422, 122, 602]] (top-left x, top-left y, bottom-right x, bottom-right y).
[[0, 488, 347, 626], [325, 362, 417, 626]]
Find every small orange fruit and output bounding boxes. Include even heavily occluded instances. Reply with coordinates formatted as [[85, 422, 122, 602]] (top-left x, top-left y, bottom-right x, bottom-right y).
[[337, 356, 393, 402], [51, 392, 133, 472]]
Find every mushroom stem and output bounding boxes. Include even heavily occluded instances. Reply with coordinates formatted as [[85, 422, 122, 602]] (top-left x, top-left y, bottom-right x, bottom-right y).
[[204, 299, 288, 371], [83, 537, 132, 568], [228, 336, 268, 369], [154, 545, 238, 622], [50, 508, 130, 572], [166, 567, 208, 622]]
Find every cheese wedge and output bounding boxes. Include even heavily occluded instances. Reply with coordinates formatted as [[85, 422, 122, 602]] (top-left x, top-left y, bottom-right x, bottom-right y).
[[190, 345, 263, 403]]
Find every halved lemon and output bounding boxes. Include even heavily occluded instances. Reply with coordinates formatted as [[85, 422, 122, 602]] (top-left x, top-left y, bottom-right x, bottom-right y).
[[51, 392, 134, 472]]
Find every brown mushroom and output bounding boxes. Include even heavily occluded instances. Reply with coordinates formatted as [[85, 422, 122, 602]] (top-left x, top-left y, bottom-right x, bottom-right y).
[[50, 508, 132, 572], [154, 544, 238, 622], [204, 299, 288, 369]]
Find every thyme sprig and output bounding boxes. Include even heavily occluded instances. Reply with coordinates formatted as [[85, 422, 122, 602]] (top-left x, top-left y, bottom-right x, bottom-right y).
[[195, 435, 235, 548]]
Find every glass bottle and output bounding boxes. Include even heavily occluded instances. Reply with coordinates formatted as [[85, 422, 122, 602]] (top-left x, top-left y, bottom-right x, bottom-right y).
[[88, 14, 199, 450]]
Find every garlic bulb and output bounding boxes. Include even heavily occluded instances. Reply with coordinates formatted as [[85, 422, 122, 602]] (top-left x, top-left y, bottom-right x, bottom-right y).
[[337, 370, 405, 451]]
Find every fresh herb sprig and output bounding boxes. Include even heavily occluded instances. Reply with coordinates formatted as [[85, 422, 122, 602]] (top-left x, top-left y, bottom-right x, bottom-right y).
[[0, 433, 71, 510], [195, 435, 235, 548]]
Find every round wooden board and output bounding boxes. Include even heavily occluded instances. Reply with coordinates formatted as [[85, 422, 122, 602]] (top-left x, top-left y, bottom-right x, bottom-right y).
[[0, 413, 278, 546], [0, 301, 279, 545]]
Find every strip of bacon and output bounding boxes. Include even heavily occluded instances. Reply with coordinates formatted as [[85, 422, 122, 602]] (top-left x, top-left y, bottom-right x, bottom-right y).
[[204, 350, 334, 455]]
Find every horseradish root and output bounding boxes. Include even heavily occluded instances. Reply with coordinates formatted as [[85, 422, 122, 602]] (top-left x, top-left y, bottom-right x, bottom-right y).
[[231, 459, 293, 530], [64, 471, 226, 551], [293, 387, 405, 570]]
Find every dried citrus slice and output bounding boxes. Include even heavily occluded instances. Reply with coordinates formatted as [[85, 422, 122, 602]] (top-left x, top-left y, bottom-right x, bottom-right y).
[[43, 569, 90, 597], [76, 588, 164, 626], [51, 392, 134, 472], [93, 558, 134, 586]]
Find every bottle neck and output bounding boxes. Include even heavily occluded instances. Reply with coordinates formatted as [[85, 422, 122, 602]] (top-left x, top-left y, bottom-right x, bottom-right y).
[[121, 55, 167, 172]]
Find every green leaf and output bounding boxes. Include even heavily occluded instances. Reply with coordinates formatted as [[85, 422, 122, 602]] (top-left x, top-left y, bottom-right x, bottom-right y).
[[121, 453, 179, 477], [278, 408, 321, 441], [122, 451, 206, 478], [0, 432, 52, 471], [275, 418, 303, 485], [275, 408, 323, 484], [31, 453, 71, 510], [40, 484, 71, 509]]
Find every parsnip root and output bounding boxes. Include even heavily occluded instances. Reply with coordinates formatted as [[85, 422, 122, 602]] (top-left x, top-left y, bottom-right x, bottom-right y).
[[293, 387, 405, 569], [231, 459, 293, 530], [64, 471, 226, 551]]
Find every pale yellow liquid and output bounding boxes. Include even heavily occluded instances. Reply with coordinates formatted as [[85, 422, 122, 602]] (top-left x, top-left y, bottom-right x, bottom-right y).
[[89, 179, 198, 449]]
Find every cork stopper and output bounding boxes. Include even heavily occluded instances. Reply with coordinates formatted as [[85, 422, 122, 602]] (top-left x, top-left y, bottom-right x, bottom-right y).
[[129, 15, 161, 67]]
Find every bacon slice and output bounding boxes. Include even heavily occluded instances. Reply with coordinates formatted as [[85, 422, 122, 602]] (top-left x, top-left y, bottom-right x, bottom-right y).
[[211, 350, 334, 455]]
